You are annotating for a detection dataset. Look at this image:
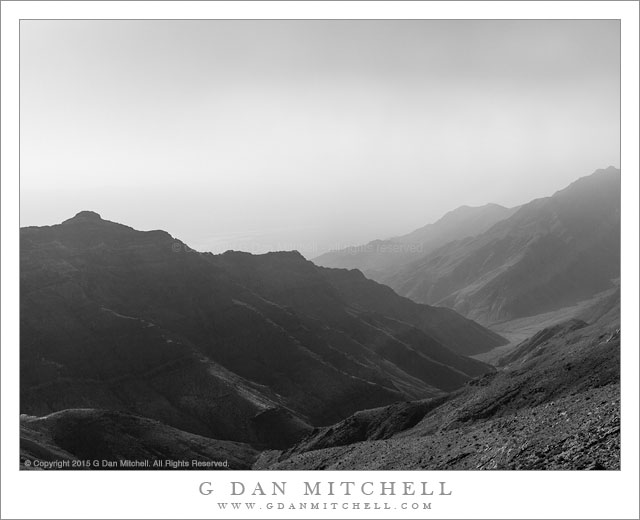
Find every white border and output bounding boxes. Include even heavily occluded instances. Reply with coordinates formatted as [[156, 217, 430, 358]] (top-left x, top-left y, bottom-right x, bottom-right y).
[[2, 2, 638, 519]]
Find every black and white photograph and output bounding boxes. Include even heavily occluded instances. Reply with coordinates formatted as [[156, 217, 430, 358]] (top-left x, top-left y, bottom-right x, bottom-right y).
[[2, 2, 639, 519]]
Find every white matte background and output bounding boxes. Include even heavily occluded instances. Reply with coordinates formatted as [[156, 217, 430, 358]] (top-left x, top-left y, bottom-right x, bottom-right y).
[[1, 2, 638, 519]]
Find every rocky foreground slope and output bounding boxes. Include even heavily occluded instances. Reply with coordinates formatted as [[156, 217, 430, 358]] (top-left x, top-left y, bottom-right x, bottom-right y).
[[21, 409, 259, 469], [256, 295, 620, 470]]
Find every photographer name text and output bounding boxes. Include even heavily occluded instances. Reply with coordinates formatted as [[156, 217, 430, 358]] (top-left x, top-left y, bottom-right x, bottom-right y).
[[199, 480, 452, 497]]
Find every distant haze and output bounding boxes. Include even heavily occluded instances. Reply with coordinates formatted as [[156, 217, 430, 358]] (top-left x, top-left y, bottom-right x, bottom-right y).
[[20, 20, 620, 257]]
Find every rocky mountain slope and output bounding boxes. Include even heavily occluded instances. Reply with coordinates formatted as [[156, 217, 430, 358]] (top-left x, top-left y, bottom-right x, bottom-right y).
[[21, 409, 258, 469], [385, 167, 620, 325], [314, 204, 516, 280], [21, 212, 499, 452], [320, 267, 505, 356], [257, 294, 620, 470]]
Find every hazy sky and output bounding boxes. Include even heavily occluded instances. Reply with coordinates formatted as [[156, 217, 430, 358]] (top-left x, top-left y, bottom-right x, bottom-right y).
[[20, 20, 620, 257]]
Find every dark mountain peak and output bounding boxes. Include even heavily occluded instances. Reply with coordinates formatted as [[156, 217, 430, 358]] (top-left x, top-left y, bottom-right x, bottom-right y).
[[70, 210, 102, 221], [26, 212, 176, 250], [263, 250, 306, 259], [321, 266, 369, 282], [221, 249, 253, 258], [217, 249, 323, 285], [221, 249, 306, 262], [61, 210, 115, 228]]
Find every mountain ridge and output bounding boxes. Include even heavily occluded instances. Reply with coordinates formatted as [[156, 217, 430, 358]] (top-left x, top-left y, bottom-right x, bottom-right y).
[[384, 167, 620, 324], [313, 203, 518, 278], [21, 212, 500, 450], [313, 167, 620, 327]]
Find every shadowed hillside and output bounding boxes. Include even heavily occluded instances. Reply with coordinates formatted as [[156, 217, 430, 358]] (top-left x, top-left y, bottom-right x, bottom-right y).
[[21, 211, 498, 452], [21, 410, 258, 469]]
